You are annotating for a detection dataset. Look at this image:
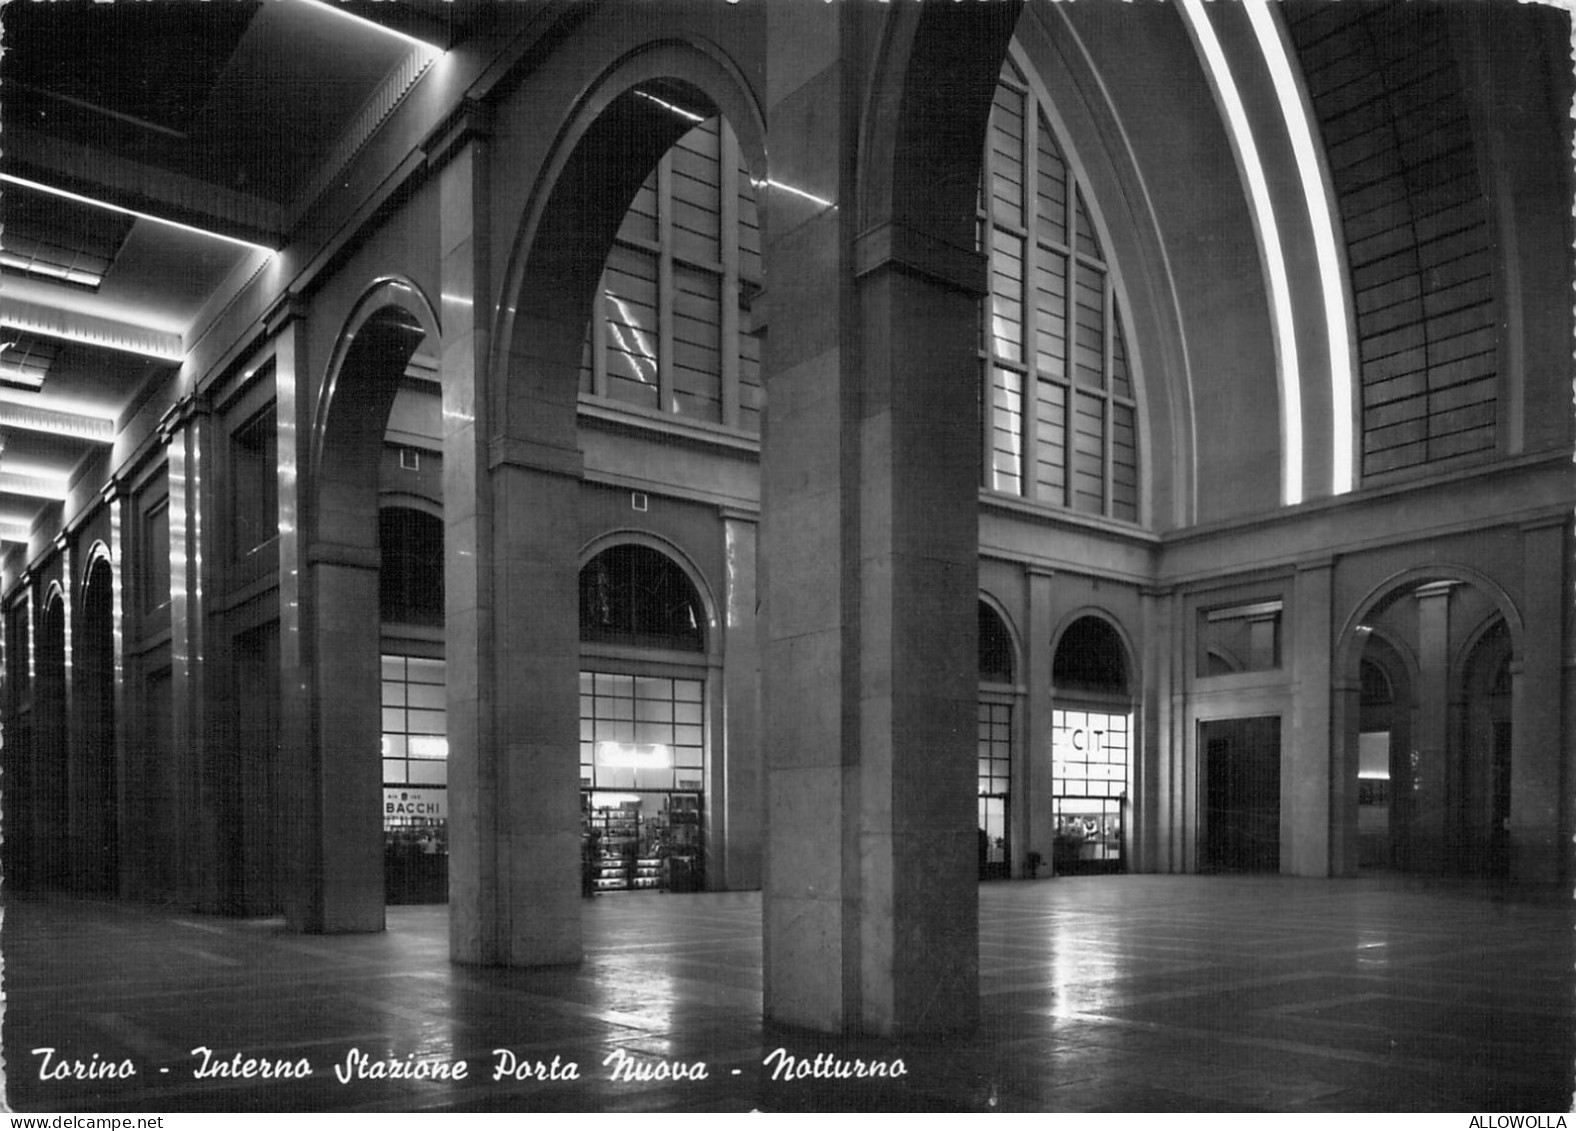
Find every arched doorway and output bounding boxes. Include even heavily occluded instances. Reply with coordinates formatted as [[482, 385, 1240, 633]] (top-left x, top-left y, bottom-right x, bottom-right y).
[[578, 542, 711, 894], [300, 280, 441, 932], [379, 503, 447, 904], [1343, 574, 1520, 878], [75, 556, 119, 893], [36, 590, 69, 889], [1050, 614, 1133, 875]]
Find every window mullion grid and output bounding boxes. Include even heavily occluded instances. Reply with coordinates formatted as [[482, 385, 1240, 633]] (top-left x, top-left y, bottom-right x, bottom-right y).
[[1020, 91, 1042, 503], [657, 153, 676, 415], [720, 125, 742, 429], [592, 289, 610, 398], [1060, 228, 1076, 509], [1103, 272, 1115, 518]]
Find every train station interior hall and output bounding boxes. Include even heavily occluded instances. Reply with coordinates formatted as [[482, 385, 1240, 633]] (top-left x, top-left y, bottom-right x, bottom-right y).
[[0, 0, 1571, 1113]]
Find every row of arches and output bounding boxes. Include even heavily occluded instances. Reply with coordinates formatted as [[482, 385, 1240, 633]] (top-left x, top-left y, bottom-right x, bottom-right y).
[[6, 556, 118, 895]]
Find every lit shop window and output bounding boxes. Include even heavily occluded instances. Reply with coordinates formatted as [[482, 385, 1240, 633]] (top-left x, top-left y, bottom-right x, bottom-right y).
[[381, 655, 447, 789], [979, 61, 1138, 521], [1051, 709, 1128, 869], [578, 672, 704, 792]]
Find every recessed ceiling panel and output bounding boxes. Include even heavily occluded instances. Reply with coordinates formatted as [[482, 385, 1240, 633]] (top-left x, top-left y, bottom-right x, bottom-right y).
[[3, 2, 262, 149], [1, 185, 134, 290]]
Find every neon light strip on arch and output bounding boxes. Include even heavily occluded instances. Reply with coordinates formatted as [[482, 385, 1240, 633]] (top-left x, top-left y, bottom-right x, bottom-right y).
[[1244, 0, 1356, 496], [1177, 0, 1305, 507]]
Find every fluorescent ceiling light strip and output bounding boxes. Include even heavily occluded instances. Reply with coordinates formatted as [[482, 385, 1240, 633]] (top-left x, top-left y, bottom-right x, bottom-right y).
[[752, 178, 835, 210], [633, 90, 706, 124], [1245, 0, 1355, 496], [294, 0, 445, 55], [0, 251, 105, 289], [0, 174, 276, 255], [1177, 0, 1304, 507]]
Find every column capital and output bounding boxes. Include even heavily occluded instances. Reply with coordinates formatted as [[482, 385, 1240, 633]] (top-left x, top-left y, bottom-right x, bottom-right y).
[[157, 392, 212, 444], [854, 221, 988, 298], [425, 97, 494, 174], [1413, 580, 1458, 602], [307, 541, 380, 570], [718, 506, 760, 526], [263, 292, 309, 336], [487, 436, 584, 481]]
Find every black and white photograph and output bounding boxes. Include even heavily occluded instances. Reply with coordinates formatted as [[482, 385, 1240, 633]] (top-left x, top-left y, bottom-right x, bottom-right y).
[[0, 0, 1571, 1115]]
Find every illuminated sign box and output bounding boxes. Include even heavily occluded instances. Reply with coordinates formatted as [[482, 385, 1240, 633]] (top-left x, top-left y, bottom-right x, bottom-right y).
[[384, 787, 447, 820]]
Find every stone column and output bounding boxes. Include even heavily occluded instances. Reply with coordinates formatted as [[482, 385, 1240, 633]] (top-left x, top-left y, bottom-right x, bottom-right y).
[[1026, 567, 1057, 871], [1411, 581, 1454, 871], [1287, 557, 1333, 876], [1512, 518, 1565, 881], [161, 397, 221, 908], [1137, 586, 1171, 873], [104, 480, 131, 898], [441, 109, 583, 967], [272, 300, 385, 932], [759, 1, 1008, 1035], [720, 508, 762, 890]]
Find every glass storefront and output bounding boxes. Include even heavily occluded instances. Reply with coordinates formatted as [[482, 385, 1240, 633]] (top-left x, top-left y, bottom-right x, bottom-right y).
[[977, 701, 1012, 879], [381, 654, 448, 902], [579, 671, 705, 893], [1051, 708, 1128, 874]]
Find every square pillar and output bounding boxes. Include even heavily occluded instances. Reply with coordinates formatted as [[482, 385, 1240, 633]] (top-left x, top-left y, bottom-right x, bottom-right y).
[[1512, 518, 1566, 882], [1287, 557, 1333, 876], [441, 120, 584, 967]]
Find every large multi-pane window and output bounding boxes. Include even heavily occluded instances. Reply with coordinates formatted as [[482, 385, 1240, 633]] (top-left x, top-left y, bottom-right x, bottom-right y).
[[980, 63, 1138, 522], [380, 655, 447, 789], [578, 673, 705, 793], [581, 112, 763, 433]]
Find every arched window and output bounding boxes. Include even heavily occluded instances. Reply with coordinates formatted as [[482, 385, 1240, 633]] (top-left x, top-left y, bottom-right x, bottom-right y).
[[980, 60, 1138, 522], [978, 600, 1015, 684], [580, 103, 763, 432], [579, 543, 705, 652], [1052, 615, 1129, 697], [379, 506, 444, 627]]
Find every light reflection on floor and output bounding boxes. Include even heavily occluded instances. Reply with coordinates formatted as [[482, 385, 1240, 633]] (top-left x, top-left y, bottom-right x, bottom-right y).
[[4, 875, 1571, 1112]]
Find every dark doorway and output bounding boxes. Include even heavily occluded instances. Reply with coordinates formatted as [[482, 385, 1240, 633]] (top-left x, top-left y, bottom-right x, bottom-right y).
[[1201, 716, 1281, 873], [228, 622, 280, 914], [37, 597, 69, 889], [77, 559, 119, 892], [1488, 720, 1511, 878]]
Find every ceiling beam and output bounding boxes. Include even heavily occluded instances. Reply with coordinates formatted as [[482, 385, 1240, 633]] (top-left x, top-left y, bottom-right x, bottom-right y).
[[3, 127, 285, 248], [1, 294, 184, 362], [0, 400, 115, 444], [0, 472, 70, 501]]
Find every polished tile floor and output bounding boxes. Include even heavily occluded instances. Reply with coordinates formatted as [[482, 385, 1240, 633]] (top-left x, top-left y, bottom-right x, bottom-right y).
[[3, 875, 1571, 1113]]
